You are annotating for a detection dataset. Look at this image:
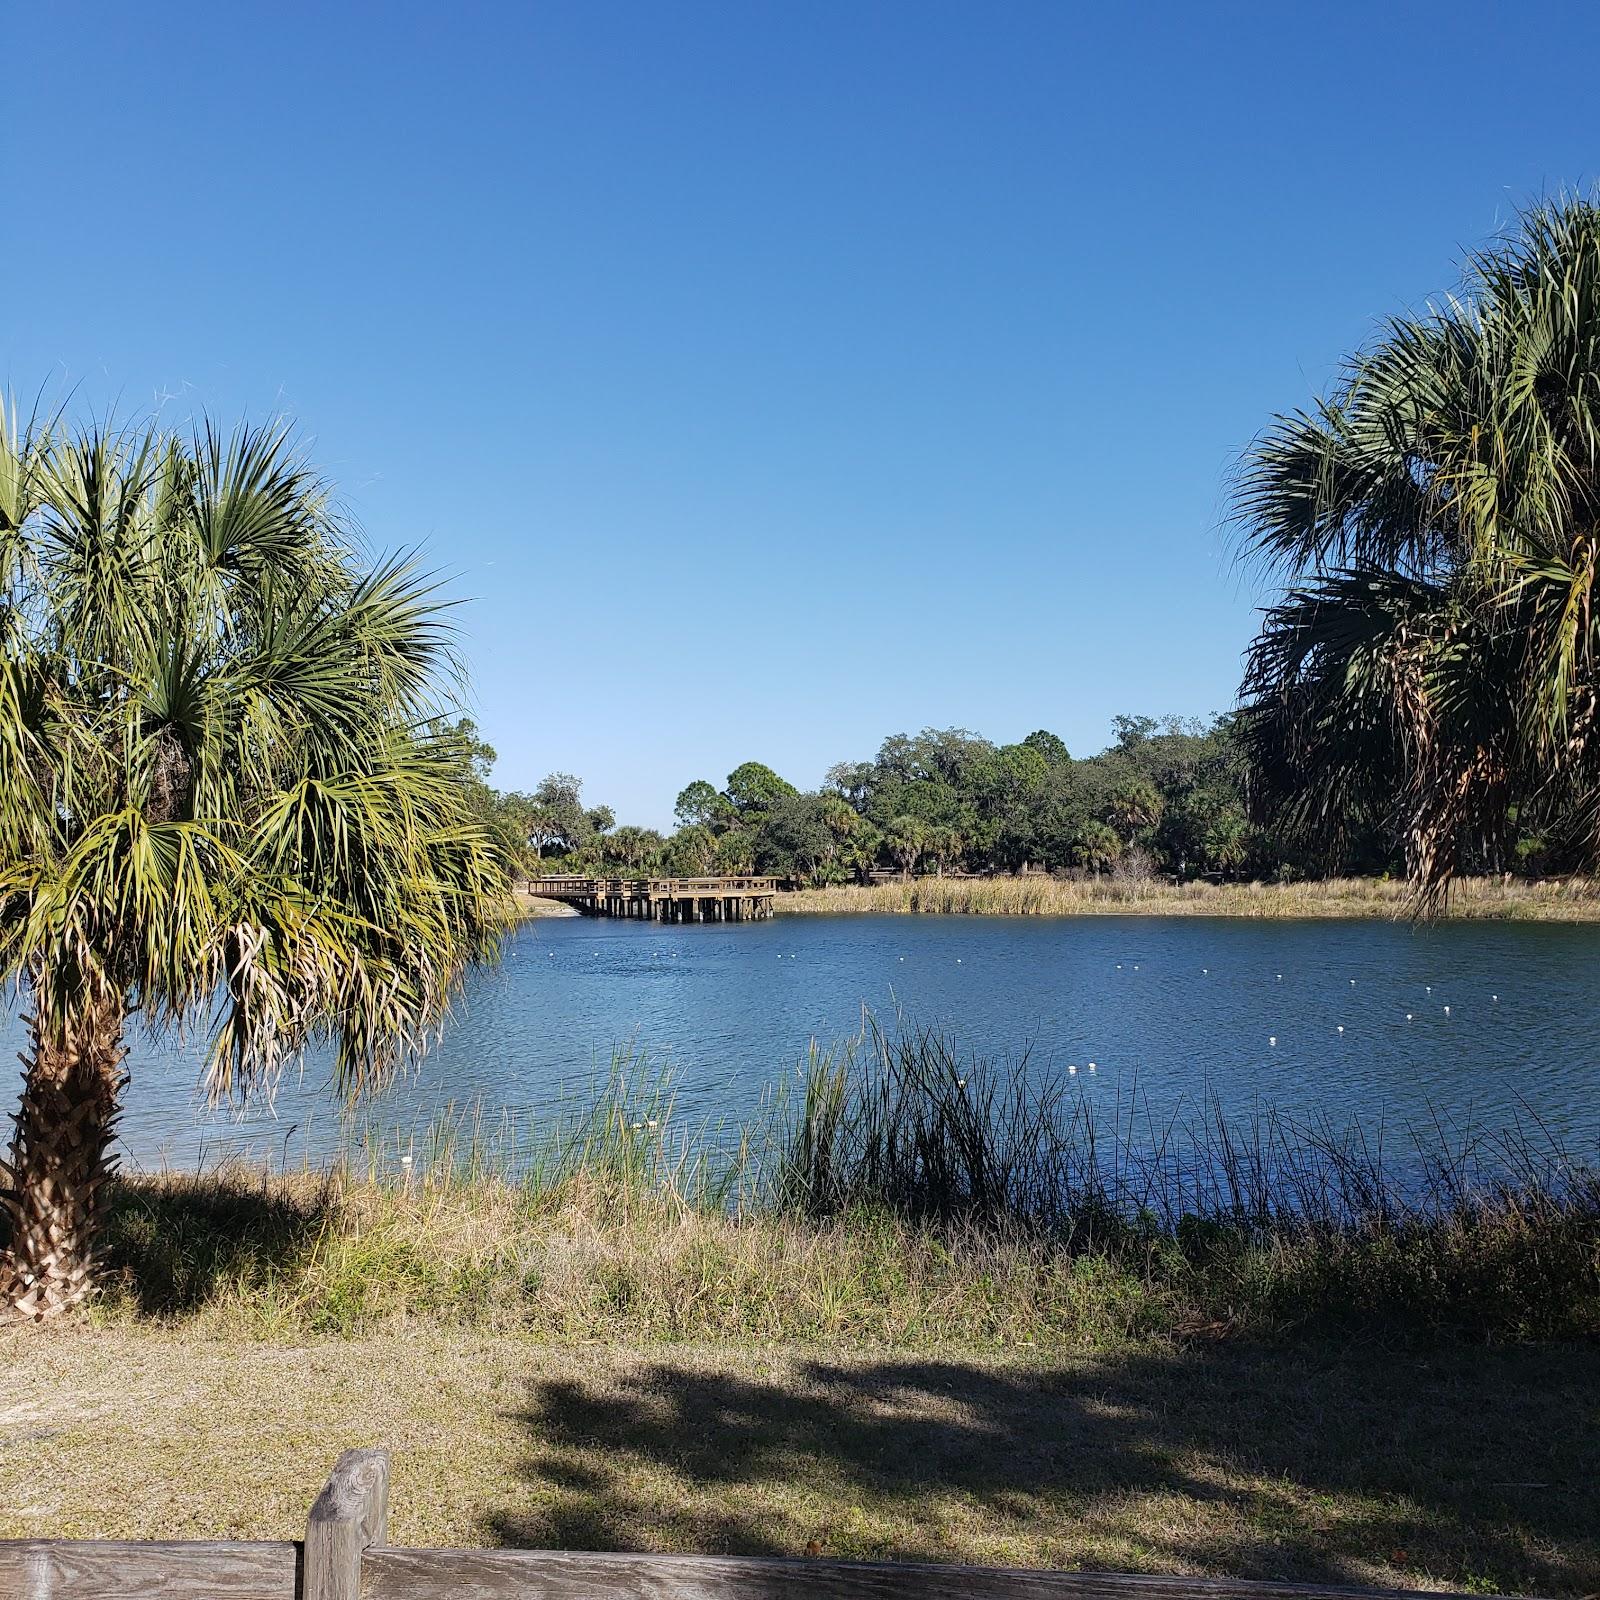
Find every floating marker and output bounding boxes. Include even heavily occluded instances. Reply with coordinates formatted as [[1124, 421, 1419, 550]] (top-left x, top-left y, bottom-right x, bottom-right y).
[[1492, 995, 1499, 1002], [1276, 973, 1283, 981], [1443, 1005, 1450, 1015], [1087, 1062, 1097, 1072], [1269, 1036, 1277, 1046], [1337, 1025, 1344, 1033], [1406, 1013, 1413, 1021], [1068, 1063, 1077, 1075]]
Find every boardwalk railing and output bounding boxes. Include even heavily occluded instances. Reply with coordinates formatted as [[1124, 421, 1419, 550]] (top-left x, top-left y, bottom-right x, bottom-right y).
[[527, 875, 779, 921], [0, 1447, 1523, 1600]]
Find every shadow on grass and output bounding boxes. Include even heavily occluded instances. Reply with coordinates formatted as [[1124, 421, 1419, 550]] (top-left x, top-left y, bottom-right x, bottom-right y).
[[95, 1171, 334, 1317], [487, 1341, 1600, 1596]]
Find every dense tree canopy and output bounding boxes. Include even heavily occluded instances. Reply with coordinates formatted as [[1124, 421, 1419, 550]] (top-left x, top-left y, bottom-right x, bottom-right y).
[[519, 716, 1291, 886]]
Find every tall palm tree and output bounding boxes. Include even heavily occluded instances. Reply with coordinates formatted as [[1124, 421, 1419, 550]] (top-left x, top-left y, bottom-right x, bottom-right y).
[[0, 408, 511, 1320], [1236, 197, 1600, 907]]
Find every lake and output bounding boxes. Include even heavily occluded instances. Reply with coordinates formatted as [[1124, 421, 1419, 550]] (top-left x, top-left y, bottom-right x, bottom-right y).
[[5, 913, 1599, 1171]]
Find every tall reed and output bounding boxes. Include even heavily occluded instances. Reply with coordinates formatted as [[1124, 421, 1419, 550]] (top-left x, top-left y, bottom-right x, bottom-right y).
[[779, 875, 1600, 920]]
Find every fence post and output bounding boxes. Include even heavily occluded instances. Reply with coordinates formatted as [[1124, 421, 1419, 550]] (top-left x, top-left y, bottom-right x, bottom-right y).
[[304, 1448, 390, 1600]]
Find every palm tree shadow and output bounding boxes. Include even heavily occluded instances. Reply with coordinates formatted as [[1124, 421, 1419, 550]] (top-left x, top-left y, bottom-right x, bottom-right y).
[[94, 1170, 333, 1316], [485, 1342, 1600, 1596]]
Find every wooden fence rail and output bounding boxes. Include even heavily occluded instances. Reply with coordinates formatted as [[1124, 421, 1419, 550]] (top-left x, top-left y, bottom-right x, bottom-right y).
[[0, 1448, 1526, 1600]]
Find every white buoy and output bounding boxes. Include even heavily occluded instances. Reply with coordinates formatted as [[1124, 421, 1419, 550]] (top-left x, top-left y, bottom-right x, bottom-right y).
[[1202, 968, 1208, 974], [1406, 1013, 1413, 1021], [1068, 1063, 1077, 1075], [1134, 963, 1140, 970], [1492, 994, 1498, 1002], [1426, 985, 1431, 994], [1088, 1062, 1097, 1072], [1337, 1025, 1344, 1034], [1351, 978, 1357, 985], [1443, 1005, 1450, 1015], [1276, 973, 1282, 981], [1269, 1036, 1277, 1046]]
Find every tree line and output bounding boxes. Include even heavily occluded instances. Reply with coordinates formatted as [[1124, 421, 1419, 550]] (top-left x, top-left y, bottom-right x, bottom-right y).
[[483, 715, 1318, 886]]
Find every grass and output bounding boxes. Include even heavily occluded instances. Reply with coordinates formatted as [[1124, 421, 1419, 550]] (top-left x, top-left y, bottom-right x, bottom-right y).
[[7, 1030, 1600, 1591], [3, 1330, 1596, 1593], [778, 875, 1600, 920]]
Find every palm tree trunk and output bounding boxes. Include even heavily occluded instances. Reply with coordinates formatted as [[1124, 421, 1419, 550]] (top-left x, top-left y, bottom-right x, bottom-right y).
[[1, 996, 127, 1321]]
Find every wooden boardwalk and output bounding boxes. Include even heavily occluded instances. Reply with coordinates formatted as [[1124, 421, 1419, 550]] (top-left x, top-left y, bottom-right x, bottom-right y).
[[530, 875, 779, 922]]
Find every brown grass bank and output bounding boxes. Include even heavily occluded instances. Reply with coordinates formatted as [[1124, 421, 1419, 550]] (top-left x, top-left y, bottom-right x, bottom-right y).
[[778, 875, 1600, 920], [3, 1329, 1595, 1594]]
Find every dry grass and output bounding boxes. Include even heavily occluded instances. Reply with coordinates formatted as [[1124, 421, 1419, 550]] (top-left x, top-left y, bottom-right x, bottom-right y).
[[1, 1328, 1595, 1595], [779, 875, 1600, 920], [93, 1169, 1168, 1346]]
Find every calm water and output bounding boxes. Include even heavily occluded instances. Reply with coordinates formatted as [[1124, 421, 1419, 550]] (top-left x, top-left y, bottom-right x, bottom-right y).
[[5, 913, 1600, 1170]]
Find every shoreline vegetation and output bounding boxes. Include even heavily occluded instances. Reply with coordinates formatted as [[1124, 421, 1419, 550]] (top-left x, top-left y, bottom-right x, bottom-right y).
[[73, 1026, 1600, 1344], [519, 875, 1600, 921], [11, 1037, 1599, 1590]]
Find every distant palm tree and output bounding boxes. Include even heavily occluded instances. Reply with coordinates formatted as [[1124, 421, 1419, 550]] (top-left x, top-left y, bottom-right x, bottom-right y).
[[1237, 197, 1600, 906], [884, 815, 929, 880], [923, 825, 964, 877], [0, 409, 511, 1320], [1106, 777, 1162, 843], [1203, 811, 1250, 878], [1071, 820, 1122, 875], [607, 825, 664, 873]]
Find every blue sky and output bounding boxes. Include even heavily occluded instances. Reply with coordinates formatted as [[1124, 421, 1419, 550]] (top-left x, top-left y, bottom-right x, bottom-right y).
[[7, 2, 1599, 826]]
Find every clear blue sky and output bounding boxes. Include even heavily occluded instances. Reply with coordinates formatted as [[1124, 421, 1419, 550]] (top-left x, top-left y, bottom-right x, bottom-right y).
[[7, 2, 1598, 826]]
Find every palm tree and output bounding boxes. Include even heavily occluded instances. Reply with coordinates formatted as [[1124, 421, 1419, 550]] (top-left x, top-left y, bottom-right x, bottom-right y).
[[0, 409, 511, 1320], [607, 825, 664, 874], [1071, 820, 1122, 875], [923, 824, 964, 877], [884, 815, 929, 880], [1106, 777, 1162, 844], [1203, 810, 1250, 878], [1236, 197, 1600, 907]]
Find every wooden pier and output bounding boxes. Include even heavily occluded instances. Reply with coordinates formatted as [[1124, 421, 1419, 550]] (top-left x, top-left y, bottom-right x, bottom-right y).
[[530, 874, 779, 921]]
